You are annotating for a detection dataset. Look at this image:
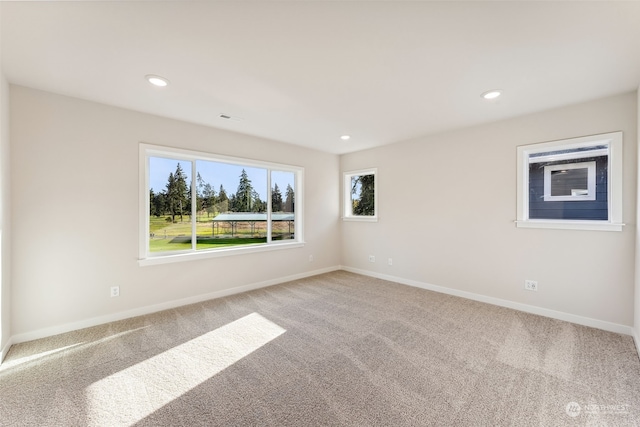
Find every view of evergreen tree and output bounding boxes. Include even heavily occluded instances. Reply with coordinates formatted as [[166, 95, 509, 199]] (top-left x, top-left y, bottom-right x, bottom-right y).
[[162, 163, 189, 223], [149, 164, 281, 219], [149, 190, 157, 216], [186, 183, 193, 219], [272, 183, 283, 212], [150, 190, 167, 217], [217, 185, 229, 213], [284, 184, 295, 213], [202, 182, 216, 216], [352, 174, 375, 215], [195, 172, 205, 213], [252, 190, 266, 212], [196, 172, 217, 217], [232, 169, 261, 212]]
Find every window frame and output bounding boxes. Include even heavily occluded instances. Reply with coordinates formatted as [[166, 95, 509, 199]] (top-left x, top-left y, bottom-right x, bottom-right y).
[[543, 161, 596, 202], [139, 143, 304, 266], [516, 132, 623, 231], [342, 168, 378, 222]]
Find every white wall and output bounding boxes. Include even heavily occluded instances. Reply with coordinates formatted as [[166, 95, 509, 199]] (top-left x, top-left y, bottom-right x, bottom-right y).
[[341, 92, 637, 330], [10, 86, 341, 340], [6, 85, 639, 345], [0, 5, 12, 360]]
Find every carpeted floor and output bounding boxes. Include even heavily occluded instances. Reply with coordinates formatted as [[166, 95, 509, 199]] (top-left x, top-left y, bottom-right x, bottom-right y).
[[1, 271, 639, 426]]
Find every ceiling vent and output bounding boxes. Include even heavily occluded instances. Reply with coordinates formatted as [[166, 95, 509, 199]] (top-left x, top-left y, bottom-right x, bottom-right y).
[[219, 114, 242, 122]]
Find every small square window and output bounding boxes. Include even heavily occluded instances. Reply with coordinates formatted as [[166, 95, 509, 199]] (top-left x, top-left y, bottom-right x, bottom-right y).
[[516, 132, 623, 231], [343, 169, 377, 221], [543, 161, 596, 202]]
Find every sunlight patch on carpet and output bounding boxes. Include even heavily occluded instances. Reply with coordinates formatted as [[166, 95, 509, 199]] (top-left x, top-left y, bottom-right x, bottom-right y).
[[1, 326, 151, 372], [1, 342, 84, 369], [496, 318, 576, 380], [84, 313, 286, 426]]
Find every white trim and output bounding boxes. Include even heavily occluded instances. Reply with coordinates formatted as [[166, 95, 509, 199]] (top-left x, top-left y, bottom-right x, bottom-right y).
[[10, 266, 340, 345], [139, 143, 148, 262], [139, 241, 305, 266], [191, 159, 197, 251], [515, 220, 624, 232], [342, 216, 378, 223], [517, 131, 623, 231], [6, 267, 637, 361], [543, 161, 596, 202], [1, 336, 13, 365], [141, 143, 304, 171], [633, 329, 640, 361], [342, 168, 378, 221], [609, 132, 624, 225], [529, 148, 608, 163], [341, 266, 634, 336]]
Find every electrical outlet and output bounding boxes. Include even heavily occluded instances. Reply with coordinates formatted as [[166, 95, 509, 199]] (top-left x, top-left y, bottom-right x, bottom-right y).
[[369, 255, 375, 263], [524, 280, 538, 291], [309, 254, 314, 262], [388, 258, 393, 266], [110, 286, 120, 297]]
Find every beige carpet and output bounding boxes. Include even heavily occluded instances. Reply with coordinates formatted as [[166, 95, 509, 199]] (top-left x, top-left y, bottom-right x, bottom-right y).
[[1, 271, 639, 426]]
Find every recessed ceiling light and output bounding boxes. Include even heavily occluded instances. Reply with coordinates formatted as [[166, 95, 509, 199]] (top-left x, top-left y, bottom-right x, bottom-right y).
[[481, 89, 501, 100], [341, 135, 351, 141], [145, 75, 169, 87]]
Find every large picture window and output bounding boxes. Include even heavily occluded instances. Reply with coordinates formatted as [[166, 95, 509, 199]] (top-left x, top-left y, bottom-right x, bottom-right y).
[[140, 144, 303, 265], [516, 132, 623, 231]]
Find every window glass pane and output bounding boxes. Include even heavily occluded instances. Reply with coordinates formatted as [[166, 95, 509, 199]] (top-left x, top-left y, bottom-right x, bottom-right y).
[[528, 149, 607, 220], [516, 132, 621, 231], [196, 160, 267, 250], [143, 144, 304, 262], [271, 171, 295, 241], [529, 144, 608, 161], [351, 174, 375, 216], [550, 168, 588, 196], [149, 157, 192, 253]]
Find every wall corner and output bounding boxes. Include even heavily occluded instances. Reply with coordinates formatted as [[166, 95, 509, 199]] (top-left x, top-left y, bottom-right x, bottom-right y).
[[634, 86, 640, 357]]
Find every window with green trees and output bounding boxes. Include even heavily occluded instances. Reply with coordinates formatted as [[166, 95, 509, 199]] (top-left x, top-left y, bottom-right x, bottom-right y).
[[141, 144, 303, 262], [343, 169, 377, 221]]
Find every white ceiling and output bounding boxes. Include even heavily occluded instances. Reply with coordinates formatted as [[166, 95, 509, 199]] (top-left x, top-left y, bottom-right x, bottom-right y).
[[2, 1, 640, 154]]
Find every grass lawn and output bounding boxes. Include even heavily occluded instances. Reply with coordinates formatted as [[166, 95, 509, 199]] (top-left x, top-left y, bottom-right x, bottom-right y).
[[150, 215, 215, 236], [149, 215, 270, 252], [149, 236, 267, 252]]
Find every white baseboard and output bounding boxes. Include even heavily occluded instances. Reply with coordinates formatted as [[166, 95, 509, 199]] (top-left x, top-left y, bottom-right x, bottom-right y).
[[1, 337, 13, 364], [10, 265, 341, 345], [341, 266, 635, 336], [6, 264, 637, 358]]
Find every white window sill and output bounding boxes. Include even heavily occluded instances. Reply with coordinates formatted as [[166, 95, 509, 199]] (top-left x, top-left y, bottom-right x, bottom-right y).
[[139, 241, 305, 266], [515, 220, 624, 232], [342, 216, 378, 222]]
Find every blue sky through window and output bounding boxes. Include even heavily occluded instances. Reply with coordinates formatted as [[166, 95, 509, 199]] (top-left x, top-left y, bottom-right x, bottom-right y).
[[149, 157, 294, 201]]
